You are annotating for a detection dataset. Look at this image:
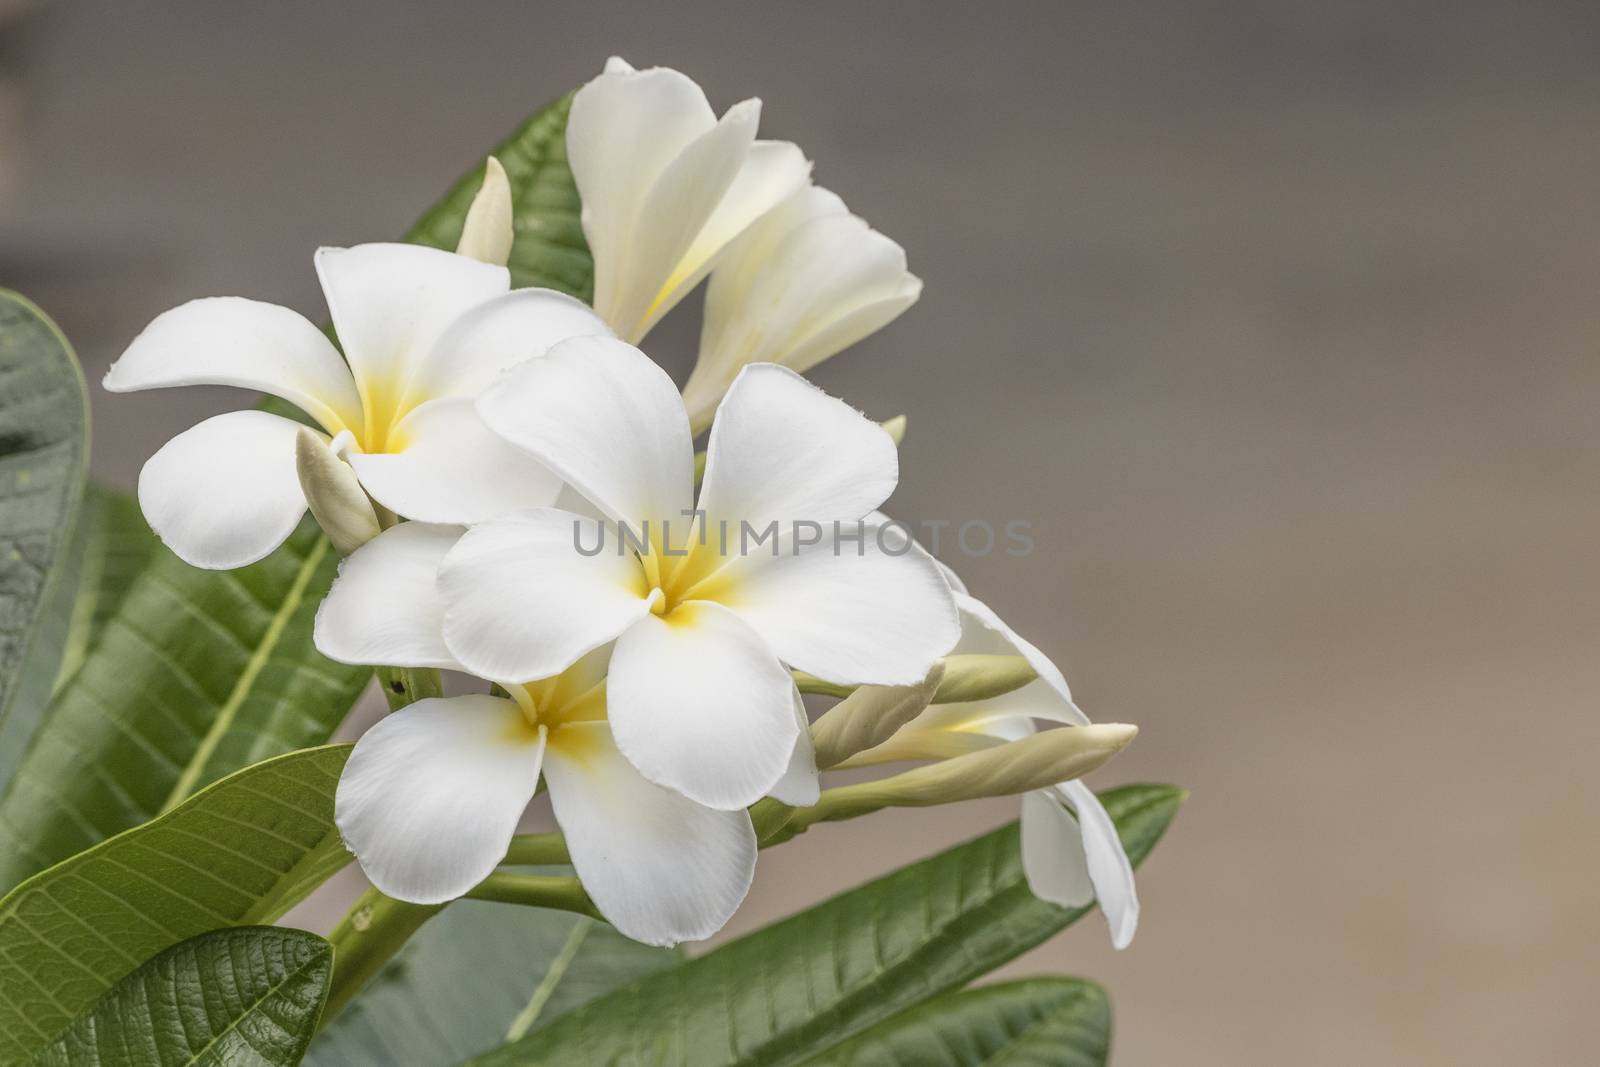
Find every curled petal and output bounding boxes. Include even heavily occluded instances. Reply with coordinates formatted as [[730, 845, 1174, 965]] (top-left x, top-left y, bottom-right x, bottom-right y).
[[137, 410, 308, 569]]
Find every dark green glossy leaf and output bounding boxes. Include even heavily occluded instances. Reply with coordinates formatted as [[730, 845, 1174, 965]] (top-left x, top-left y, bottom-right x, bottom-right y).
[[466, 784, 1182, 1067], [31, 926, 332, 1067], [800, 978, 1110, 1067], [0, 746, 351, 1063], [405, 93, 592, 300], [0, 486, 156, 789], [0, 291, 89, 770], [305, 902, 678, 1067]]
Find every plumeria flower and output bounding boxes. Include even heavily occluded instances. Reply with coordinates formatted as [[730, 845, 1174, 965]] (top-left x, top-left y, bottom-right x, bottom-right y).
[[568, 56, 811, 343], [314, 522, 756, 946], [103, 242, 612, 569], [437, 337, 960, 811], [843, 584, 1140, 949], [681, 183, 922, 434]]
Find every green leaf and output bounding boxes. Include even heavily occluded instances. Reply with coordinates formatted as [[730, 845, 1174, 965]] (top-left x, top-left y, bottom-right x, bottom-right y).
[[799, 978, 1110, 1067], [0, 486, 156, 790], [405, 93, 592, 300], [30, 926, 333, 1067], [0, 291, 89, 764], [466, 784, 1182, 1067], [0, 518, 371, 891], [0, 745, 351, 1063], [305, 902, 679, 1067]]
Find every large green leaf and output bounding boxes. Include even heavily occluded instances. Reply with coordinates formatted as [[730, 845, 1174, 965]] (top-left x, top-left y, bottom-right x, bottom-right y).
[[31, 926, 332, 1067], [800, 978, 1110, 1067], [305, 902, 678, 1067], [0, 487, 156, 789], [0, 745, 351, 1063], [406, 93, 592, 300], [466, 784, 1182, 1067], [0, 519, 369, 891], [0, 292, 89, 760]]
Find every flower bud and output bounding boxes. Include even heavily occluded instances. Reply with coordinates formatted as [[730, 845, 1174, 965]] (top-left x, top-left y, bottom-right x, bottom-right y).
[[813, 723, 1136, 822], [810, 662, 943, 770], [932, 653, 1037, 704], [295, 428, 381, 556], [881, 414, 907, 446], [455, 156, 514, 266]]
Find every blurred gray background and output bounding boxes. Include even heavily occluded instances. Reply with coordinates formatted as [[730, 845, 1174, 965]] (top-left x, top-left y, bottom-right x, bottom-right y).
[[4, 2, 1598, 1063]]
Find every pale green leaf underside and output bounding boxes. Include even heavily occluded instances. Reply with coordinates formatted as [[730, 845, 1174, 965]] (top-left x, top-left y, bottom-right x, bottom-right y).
[[799, 978, 1110, 1067], [0, 745, 351, 1063], [467, 784, 1182, 1067], [0, 486, 156, 791], [0, 291, 89, 770], [0, 518, 370, 893], [30, 926, 332, 1067], [304, 898, 678, 1067]]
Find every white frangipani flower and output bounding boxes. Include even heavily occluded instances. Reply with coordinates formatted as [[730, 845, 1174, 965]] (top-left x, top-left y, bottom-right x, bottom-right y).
[[568, 56, 811, 343], [846, 587, 1140, 950], [314, 522, 756, 947], [438, 337, 959, 811], [682, 183, 923, 433], [104, 242, 613, 568]]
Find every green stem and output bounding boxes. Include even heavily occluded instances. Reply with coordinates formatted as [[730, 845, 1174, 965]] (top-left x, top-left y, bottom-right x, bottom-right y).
[[376, 665, 444, 711], [321, 887, 443, 1028], [502, 832, 571, 865], [466, 872, 602, 919]]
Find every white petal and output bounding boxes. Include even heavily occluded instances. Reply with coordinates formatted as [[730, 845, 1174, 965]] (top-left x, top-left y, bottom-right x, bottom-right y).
[[314, 243, 508, 416], [767, 688, 820, 806], [103, 297, 362, 434], [1022, 784, 1140, 950], [629, 135, 810, 343], [408, 287, 614, 403], [336, 695, 545, 904], [607, 600, 798, 809], [712, 525, 959, 686], [686, 192, 918, 431], [476, 336, 693, 528], [314, 522, 463, 670], [617, 99, 761, 341], [438, 508, 652, 683], [952, 593, 1088, 726], [346, 398, 563, 524], [137, 410, 308, 569], [1021, 789, 1094, 907], [698, 364, 897, 536], [1059, 780, 1140, 949], [543, 720, 756, 946]]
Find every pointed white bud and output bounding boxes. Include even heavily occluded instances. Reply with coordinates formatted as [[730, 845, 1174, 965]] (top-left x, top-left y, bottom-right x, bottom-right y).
[[294, 428, 381, 556], [810, 662, 943, 770], [813, 723, 1137, 823], [881, 414, 907, 446], [455, 156, 514, 266]]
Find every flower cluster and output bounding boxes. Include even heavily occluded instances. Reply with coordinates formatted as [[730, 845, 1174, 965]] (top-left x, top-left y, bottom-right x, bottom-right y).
[[105, 58, 1141, 949]]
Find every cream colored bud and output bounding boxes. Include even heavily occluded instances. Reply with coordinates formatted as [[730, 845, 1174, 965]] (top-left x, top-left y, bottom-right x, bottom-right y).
[[812, 723, 1136, 823], [455, 156, 514, 266], [932, 654, 1038, 704], [881, 414, 907, 446], [294, 428, 381, 556], [810, 662, 944, 770]]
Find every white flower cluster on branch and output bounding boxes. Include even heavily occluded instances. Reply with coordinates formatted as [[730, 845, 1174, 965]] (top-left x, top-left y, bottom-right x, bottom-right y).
[[103, 57, 1141, 950]]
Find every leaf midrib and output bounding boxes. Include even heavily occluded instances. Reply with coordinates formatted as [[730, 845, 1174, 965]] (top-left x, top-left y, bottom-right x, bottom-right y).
[[168, 942, 331, 1067], [158, 535, 331, 811]]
